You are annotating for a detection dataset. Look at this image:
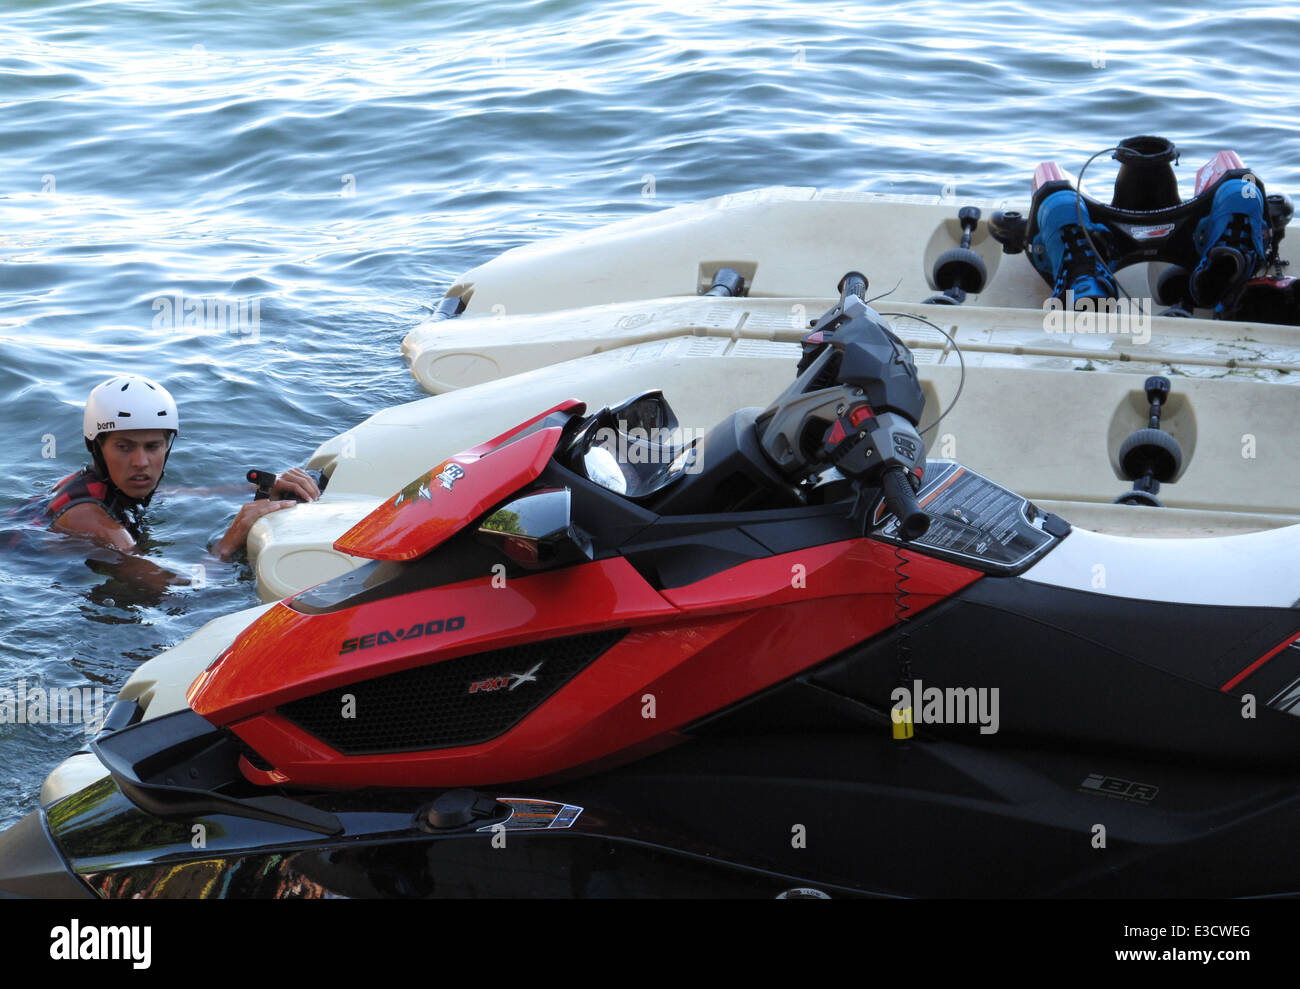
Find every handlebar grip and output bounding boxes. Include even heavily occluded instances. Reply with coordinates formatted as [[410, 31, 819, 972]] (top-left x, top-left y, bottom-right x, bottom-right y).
[[881, 468, 930, 541], [246, 468, 276, 501], [705, 268, 746, 297], [433, 295, 466, 320], [837, 270, 868, 303]]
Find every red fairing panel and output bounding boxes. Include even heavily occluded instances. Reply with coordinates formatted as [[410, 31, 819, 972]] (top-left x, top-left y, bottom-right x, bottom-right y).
[[229, 614, 746, 789], [187, 556, 677, 724], [333, 425, 563, 562], [201, 537, 980, 789], [461, 399, 584, 458], [661, 537, 975, 615]]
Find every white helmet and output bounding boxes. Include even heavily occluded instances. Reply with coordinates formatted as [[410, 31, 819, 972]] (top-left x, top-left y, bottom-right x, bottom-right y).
[[82, 374, 180, 475], [81, 375, 179, 501], [83, 375, 179, 446]]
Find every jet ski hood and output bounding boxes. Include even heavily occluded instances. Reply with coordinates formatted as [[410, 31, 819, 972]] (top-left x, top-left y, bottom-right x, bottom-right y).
[[333, 401, 583, 561]]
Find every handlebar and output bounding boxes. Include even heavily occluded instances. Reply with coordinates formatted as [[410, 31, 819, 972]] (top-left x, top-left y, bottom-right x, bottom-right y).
[[880, 467, 930, 541], [247, 469, 277, 500], [246, 467, 326, 503], [837, 270, 868, 303], [705, 267, 746, 297]]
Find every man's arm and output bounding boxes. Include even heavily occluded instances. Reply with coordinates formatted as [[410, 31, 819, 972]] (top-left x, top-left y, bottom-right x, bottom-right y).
[[51, 502, 136, 553], [212, 499, 298, 561], [53, 504, 189, 589], [210, 466, 320, 561], [170, 469, 323, 499]]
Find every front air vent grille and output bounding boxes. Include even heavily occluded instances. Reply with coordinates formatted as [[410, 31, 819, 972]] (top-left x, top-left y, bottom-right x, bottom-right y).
[[278, 629, 627, 755]]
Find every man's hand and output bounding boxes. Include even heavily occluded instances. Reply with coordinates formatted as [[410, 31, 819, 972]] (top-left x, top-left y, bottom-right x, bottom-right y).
[[213, 500, 296, 561], [270, 467, 321, 503]]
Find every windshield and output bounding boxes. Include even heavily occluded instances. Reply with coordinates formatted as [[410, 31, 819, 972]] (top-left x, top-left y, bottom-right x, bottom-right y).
[[570, 391, 700, 500]]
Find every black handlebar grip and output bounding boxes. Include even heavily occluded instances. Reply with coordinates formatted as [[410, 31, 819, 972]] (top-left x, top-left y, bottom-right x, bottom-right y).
[[433, 295, 466, 320], [705, 268, 746, 297], [247, 468, 277, 501], [881, 468, 930, 541], [837, 270, 868, 303]]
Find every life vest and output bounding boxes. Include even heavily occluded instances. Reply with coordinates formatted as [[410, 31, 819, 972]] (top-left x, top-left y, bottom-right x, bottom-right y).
[[42, 466, 148, 538]]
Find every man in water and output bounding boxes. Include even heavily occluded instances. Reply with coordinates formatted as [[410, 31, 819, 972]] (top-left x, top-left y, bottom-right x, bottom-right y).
[[44, 374, 319, 561]]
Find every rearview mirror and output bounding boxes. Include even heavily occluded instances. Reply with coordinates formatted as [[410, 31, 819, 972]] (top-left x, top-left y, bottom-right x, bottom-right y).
[[477, 488, 593, 571]]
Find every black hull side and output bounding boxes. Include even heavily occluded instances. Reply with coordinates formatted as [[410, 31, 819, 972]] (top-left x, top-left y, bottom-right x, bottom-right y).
[[16, 727, 1300, 899], [802, 575, 1300, 769]]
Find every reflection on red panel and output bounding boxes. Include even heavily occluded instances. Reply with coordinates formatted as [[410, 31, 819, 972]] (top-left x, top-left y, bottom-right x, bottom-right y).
[[333, 426, 562, 562]]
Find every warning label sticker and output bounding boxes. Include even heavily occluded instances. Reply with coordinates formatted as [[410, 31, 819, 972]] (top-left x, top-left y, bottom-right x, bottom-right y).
[[873, 461, 1057, 572]]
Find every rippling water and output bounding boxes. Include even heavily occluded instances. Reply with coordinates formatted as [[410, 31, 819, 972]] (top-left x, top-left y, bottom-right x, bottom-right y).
[[2, 0, 1299, 829]]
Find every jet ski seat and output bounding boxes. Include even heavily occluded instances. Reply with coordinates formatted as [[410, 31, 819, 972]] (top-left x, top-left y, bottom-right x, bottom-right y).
[[1022, 522, 1300, 608]]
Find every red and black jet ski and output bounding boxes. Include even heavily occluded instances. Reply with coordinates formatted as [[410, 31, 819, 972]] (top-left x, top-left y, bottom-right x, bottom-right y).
[[5, 275, 1300, 899]]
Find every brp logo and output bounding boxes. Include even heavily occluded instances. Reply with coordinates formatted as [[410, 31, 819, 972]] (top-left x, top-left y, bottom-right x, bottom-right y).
[[437, 463, 465, 490], [468, 661, 543, 695], [1080, 773, 1159, 803]]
